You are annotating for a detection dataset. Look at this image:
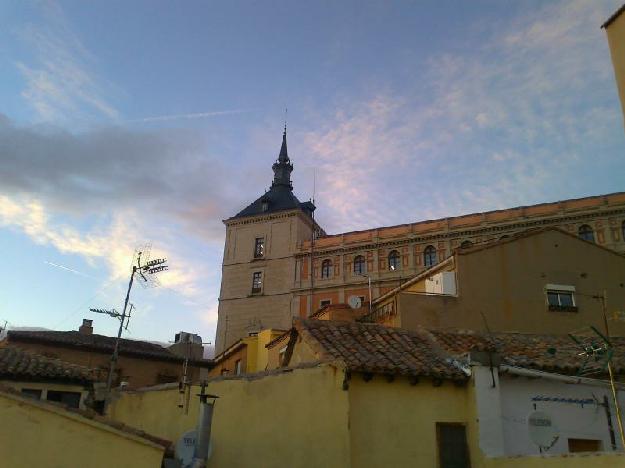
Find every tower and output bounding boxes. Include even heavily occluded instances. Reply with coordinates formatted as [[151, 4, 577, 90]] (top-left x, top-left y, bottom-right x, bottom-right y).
[[215, 129, 321, 354]]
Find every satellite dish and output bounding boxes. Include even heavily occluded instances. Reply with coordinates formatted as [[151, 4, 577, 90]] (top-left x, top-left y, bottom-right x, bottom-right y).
[[348, 296, 362, 309], [528, 411, 559, 450], [175, 429, 197, 466]]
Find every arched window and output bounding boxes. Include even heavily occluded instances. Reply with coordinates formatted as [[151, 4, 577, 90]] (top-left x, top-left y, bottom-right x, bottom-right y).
[[460, 240, 473, 249], [388, 250, 400, 271], [353, 255, 366, 275], [578, 224, 595, 242], [321, 259, 332, 279], [423, 245, 437, 268]]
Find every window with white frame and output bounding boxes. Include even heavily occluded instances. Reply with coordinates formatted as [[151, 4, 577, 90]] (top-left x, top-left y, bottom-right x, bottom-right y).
[[545, 284, 577, 312]]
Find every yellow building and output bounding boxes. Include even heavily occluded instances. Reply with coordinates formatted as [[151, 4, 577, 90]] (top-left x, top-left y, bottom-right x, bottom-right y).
[[209, 328, 286, 376], [0, 386, 169, 468], [603, 4, 625, 129], [109, 318, 625, 467]]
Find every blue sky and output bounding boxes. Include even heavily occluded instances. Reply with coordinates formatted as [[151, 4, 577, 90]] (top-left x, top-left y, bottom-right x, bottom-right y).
[[0, 0, 623, 346]]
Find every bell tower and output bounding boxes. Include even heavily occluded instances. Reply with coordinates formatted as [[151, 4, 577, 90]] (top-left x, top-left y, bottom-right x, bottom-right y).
[[214, 129, 322, 354]]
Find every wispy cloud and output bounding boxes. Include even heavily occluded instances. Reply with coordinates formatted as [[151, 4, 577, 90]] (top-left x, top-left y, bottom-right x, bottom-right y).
[[128, 109, 255, 124], [301, 0, 622, 233], [15, 1, 118, 122], [44, 260, 95, 279]]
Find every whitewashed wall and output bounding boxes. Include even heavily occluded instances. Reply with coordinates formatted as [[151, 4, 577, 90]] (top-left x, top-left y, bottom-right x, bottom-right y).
[[490, 372, 625, 456]]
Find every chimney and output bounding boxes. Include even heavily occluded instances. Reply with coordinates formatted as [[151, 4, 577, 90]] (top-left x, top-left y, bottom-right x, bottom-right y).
[[79, 319, 93, 335]]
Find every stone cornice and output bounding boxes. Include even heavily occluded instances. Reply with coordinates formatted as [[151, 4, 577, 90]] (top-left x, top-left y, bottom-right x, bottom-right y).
[[294, 207, 625, 258]]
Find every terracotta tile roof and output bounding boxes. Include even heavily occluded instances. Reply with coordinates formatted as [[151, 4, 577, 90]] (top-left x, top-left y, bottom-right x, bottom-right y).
[[0, 346, 96, 384], [296, 320, 467, 381], [429, 329, 625, 376], [7, 330, 185, 362]]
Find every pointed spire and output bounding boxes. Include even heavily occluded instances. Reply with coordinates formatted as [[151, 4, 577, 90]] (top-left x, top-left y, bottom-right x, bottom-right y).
[[272, 126, 293, 189], [278, 125, 289, 163]]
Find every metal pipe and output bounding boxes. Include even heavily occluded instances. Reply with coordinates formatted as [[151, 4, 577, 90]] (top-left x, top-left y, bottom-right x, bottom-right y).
[[191, 386, 218, 468]]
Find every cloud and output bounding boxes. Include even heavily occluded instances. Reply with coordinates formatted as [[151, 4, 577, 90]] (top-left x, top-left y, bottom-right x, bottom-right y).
[[15, 1, 119, 122], [128, 109, 255, 124], [300, 0, 623, 233]]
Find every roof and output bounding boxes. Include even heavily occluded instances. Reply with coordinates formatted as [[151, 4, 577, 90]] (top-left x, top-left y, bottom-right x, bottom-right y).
[[232, 184, 313, 219], [428, 329, 625, 376], [6, 330, 204, 363], [602, 3, 625, 28], [295, 320, 467, 381], [293, 319, 625, 380], [0, 346, 96, 384], [0, 385, 172, 451]]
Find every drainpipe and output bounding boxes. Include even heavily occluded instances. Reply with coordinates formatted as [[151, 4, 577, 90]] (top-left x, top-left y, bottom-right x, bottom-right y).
[[191, 384, 219, 468]]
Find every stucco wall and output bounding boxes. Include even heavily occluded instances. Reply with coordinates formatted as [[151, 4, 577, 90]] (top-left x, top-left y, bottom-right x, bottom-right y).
[[497, 374, 625, 455], [0, 392, 164, 468], [398, 230, 625, 336], [606, 11, 625, 130], [109, 364, 351, 468], [347, 376, 473, 468]]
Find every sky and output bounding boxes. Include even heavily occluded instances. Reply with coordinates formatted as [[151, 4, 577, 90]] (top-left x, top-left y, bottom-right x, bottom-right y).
[[0, 0, 624, 347]]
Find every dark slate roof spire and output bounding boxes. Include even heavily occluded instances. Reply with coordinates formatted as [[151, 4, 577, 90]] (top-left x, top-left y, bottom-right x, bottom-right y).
[[272, 127, 293, 189]]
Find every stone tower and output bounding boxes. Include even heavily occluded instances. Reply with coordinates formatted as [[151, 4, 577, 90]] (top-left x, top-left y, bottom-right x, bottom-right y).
[[215, 129, 321, 354]]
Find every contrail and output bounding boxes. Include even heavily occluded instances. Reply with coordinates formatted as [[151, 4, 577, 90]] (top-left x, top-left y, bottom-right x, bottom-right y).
[[44, 261, 95, 279], [128, 109, 254, 123]]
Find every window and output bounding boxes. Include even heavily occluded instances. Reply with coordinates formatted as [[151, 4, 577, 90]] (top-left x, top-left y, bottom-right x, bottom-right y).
[[460, 240, 473, 248], [622, 221, 625, 242], [568, 438, 601, 453], [437, 423, 470, 468], [278, 346, 288, 367], [235, 359, 242, 375], [545, 284, 577, 312], [353, 255, 366, 275], [388, 250, 400, 271], [424, 245, 437, 268], [254, 237, 265, 258], [47, 390, 81, 409], [320, 299, 331, 308], [21, 388, 42, 400], [251, 271, 263, 294], [578, 224, 595, 242], [321, 259, 332, 279]]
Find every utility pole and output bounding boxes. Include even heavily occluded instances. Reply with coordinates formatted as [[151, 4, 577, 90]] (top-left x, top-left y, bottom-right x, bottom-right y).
[[594, 290, 625, 449], [91, 247, 168, 397]]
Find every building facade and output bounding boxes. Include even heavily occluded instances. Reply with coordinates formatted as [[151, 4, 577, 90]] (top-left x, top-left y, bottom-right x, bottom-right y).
[[603, 5, 625, 130], [216, 131, 625, 353]]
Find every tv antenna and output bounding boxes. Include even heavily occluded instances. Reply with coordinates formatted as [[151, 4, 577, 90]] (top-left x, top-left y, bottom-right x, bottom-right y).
[[91, 244, 168, 397]]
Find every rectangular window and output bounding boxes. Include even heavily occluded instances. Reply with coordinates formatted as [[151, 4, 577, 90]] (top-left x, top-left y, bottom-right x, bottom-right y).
[[21, 388, 42, 400], [568, 438, 601, 452], [46, 390, 82, 409], [254, 237, 265, 258], [545, 284, 577, 312], [235, 359, 242, 375], [320, 299, 331, 308], [437, 423, 470, 468], [251, 271, 263, 294]]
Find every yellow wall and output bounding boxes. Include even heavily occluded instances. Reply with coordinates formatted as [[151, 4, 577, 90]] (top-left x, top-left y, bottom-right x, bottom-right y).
[[0, 392, 164, 468], [606, 10, 625, 130], [348, 376, 472, 468], [1, 380, 89, 408], [110, 364, 352, 468]]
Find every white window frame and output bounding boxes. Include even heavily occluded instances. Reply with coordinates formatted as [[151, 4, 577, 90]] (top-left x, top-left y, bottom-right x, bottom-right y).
[[545, 284, 576, 308]]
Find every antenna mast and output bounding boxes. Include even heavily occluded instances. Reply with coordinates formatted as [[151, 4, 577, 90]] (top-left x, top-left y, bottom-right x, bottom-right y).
[[91, 244, 168, 399]]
